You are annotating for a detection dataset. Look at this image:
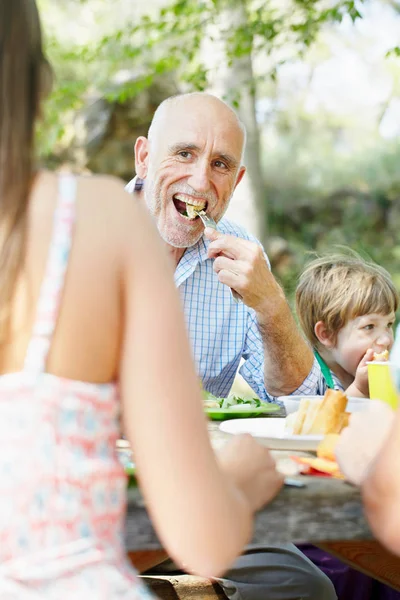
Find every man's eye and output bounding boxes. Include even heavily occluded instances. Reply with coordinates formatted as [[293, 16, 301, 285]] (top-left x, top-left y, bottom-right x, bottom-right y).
[[214, 160, 228, 169], [178, 151, 192, 159]]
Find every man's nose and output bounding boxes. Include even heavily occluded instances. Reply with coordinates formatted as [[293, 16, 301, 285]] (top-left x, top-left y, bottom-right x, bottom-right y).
[[186, 160, 211, 194]]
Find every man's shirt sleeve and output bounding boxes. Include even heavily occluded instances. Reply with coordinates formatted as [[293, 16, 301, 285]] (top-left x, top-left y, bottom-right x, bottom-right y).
[[239, 313, 337, 402], [290, 357, 327, 396], [293, 358, 344, 395]]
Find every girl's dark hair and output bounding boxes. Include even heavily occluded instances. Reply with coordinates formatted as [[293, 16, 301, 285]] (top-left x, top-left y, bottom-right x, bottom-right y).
[[0, 0, 52, 342]]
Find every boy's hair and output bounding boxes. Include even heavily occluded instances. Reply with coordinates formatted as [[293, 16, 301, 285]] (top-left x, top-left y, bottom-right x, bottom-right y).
[[296, 252, 399, 348]]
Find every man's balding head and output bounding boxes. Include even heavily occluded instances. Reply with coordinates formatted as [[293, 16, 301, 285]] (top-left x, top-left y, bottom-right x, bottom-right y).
[[134, 92, 247, 249], [148, 93, 246, 159]]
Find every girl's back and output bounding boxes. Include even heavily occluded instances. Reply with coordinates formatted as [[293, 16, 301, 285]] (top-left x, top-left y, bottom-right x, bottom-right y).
[[0, 171, 156, 597], [2, 171, 125, 382], [0, 3, 284, 596]]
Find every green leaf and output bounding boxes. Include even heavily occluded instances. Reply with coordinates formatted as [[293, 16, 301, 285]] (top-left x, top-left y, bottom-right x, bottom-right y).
[[386, 46, 400, 58]]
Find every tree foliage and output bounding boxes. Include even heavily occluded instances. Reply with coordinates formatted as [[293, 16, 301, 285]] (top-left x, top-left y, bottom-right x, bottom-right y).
[[38, 0, 365, 154], [36, 0, 400, 302]]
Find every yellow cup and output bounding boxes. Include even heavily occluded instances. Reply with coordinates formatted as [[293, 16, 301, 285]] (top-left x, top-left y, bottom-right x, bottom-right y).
[[367, 361, 398, 410]]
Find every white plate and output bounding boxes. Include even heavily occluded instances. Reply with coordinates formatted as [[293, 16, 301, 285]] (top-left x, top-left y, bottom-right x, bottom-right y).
[[219, 418, 323, 451], [280, 395, 369, 416]]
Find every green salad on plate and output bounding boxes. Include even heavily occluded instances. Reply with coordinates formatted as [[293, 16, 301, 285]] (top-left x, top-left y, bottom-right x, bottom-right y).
[[203, 391, 280, 420]]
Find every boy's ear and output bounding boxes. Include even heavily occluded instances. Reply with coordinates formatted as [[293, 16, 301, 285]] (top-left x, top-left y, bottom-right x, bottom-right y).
[[314, 321, 335, 348]]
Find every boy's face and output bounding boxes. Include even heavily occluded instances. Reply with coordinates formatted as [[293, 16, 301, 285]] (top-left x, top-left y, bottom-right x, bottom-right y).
[[330, 313, 395, 376]]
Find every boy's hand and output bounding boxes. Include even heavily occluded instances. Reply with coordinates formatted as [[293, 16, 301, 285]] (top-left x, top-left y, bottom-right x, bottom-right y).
[[350, 348, 375, 397]]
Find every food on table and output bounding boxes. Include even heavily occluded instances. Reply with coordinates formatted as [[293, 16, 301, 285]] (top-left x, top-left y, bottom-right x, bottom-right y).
[[285, 389, 348, 435], [291, 455, 344, 479], [287, 392, 350, 478], [373, 349, 389, 361], [335, 410, 350, 432], [204, 399, 220, 408], [284, 411, 298, 433], [203, 391, 224, 409], [204, 397, 221, 409], [203, 390, 262, 410], [291, 433, 344, 479], [317, 434, 340, 461]]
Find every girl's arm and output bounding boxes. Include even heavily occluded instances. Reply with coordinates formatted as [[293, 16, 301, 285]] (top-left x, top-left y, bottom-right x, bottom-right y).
[[118, 193, 283, 577]]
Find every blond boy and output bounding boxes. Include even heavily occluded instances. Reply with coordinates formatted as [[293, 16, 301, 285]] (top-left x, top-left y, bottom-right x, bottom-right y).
[[296, 253, 399, 397]]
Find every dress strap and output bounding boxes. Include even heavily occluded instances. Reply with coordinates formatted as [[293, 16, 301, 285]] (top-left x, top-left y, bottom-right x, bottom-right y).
[[23, 174, 77, 374]]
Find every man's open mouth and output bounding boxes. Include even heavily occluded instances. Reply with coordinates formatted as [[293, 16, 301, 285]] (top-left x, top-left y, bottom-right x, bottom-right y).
[[172, 194, 208, 220]]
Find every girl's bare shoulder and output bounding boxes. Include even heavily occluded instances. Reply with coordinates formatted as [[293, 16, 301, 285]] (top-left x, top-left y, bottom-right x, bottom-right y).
[[37, 170, 151, 255]]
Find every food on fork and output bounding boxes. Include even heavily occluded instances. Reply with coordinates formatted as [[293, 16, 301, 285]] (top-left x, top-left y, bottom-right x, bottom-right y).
[[373, 349, 389, 361], [186, 204, 202, 219], [186, 204, 210, 221], [286, 390, 348, 436]]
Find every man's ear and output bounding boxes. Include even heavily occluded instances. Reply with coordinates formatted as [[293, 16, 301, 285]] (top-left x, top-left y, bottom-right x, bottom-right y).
[[234, 166, 246, 190], [134, 136, 149, 179], [314, 321, 335, 348]]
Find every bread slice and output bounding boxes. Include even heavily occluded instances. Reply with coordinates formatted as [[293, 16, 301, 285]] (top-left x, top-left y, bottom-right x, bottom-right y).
[[301, 390, 348, 435], [300, 398, 324, 435], [334, 411, 350, 434], [284, 411, 298, 434], [317, 434, 340, 461], [292, 399, 312, 435]]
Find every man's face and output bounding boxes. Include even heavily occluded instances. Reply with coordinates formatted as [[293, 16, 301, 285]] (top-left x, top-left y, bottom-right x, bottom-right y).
[[136, 99, 245, 248]]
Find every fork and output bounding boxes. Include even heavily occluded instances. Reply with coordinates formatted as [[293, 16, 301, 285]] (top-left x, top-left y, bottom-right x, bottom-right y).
[[197, 210, 242, 303]]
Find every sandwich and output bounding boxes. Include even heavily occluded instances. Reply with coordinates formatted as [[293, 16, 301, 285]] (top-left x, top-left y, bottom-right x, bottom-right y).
[[287, 390, 349, 436]]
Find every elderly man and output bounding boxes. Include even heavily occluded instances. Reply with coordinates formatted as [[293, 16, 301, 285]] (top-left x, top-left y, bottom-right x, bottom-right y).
[[127, 92, 322, 402], [126, 93, 336, 600]]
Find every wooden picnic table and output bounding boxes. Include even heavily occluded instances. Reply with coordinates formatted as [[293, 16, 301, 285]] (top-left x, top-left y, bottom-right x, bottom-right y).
[[125, 416, 400, 591]]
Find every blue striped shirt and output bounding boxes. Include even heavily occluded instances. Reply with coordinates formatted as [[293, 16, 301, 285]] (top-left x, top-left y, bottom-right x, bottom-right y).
[[313, 368, 344, 395], [126, 177, 321, 401]]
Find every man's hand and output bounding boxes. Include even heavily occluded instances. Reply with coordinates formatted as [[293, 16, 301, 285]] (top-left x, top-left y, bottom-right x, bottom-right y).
[[205, 228, 282, 312], [216, 434, 284, 512], [205, 226, 313, 396]]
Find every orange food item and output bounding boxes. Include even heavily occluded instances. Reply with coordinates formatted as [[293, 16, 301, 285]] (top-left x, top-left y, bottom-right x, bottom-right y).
[[333, 411, 350, 434], [291, 455, 344, 479], [292, 390, 348, 436], [317, 434, 340, 461], [373, 350, 389, 361]]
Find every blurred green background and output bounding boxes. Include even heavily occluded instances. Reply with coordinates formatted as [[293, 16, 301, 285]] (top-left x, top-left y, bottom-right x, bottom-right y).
[[37, 0, 400, 309]]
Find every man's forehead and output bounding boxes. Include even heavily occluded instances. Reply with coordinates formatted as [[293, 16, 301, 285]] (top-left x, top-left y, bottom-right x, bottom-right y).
[[156, 107, 244, 156]]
